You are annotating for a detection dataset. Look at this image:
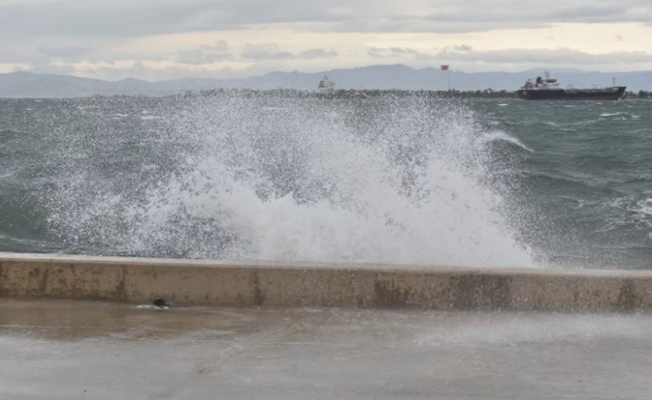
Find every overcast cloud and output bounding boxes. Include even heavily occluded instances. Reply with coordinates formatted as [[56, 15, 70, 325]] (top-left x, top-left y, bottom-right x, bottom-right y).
[[0, 0, 650, 79]]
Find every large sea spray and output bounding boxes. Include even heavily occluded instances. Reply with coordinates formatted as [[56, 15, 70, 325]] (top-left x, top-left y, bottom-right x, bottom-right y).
[[42, 94, 534, 267]]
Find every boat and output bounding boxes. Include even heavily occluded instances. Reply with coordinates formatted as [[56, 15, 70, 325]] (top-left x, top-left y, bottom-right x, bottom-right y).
[[317, 75, 336, 97], [517, 72, 626, 100]]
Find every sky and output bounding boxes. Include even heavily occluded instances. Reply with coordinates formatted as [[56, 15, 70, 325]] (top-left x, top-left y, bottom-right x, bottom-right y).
[[1, 0, 651, 81]]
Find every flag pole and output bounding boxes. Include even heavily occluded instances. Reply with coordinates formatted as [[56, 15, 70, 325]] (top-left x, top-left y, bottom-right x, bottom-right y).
[[440, 65, 450, 91]]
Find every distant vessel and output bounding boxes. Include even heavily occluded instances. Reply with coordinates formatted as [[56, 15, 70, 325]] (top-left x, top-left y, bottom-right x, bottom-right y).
[[517, 72, 626, 101], [317, 75, 336, 97]]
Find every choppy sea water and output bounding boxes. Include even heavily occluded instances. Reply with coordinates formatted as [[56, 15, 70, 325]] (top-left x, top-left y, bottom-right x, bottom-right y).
[[1, 95, 650, 269]]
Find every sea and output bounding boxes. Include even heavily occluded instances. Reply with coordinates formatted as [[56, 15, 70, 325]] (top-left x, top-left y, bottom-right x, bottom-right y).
[[1, 94, 651, 270]]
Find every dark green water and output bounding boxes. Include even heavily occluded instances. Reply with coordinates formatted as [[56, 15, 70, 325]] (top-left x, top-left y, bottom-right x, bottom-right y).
[[1, 95, 651, 269]]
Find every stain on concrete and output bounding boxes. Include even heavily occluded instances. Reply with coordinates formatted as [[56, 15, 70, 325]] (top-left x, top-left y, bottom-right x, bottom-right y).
[[116, 266, 126, 300], [0, 264, 5, 295], [616, 279, 641, 312], [252, 270, 265, 306], [450, 275, 513, 310], [572, 287, 580, 304], [373, 279, 411, 307], [40, 268, 48, 293]]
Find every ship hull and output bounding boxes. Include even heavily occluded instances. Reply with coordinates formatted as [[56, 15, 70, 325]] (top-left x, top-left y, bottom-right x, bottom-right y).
[[518, 86, 626, 101]]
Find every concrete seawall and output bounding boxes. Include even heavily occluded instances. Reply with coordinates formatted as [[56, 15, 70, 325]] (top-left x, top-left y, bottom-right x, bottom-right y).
[[2, 253, 652, 312]]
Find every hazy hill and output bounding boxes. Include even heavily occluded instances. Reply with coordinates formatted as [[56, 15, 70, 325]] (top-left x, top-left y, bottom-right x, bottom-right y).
[[0, 65, 650, 98]]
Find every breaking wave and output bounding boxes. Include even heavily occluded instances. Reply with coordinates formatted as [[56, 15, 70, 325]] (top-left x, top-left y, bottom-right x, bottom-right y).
[[44, 95, 534, 267]]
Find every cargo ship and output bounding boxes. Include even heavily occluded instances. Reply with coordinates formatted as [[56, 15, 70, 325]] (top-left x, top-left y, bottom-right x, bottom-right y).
[[517, 73, 626, 100]]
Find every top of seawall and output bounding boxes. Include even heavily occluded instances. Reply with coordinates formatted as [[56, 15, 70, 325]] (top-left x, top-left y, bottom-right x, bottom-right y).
[[2, 253, 652, 312]]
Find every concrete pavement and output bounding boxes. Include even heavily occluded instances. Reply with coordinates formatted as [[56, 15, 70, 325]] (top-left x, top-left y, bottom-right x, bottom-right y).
[[1, 299, 652, 399]]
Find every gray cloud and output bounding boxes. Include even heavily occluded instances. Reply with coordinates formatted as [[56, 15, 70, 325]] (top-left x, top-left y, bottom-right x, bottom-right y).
[[548, 4, 628, 21], [1, 0, 650, 80], [297, 48, 338, 59], [0, 0, 351, 38], [327, 20, 549, 34], [32, 62, 77, 76], [0, 0, 649, 39], [242, 43, 337, 60], [36, 45, 92, 59], [176, 40, 232, 64], [434, 46, 652, 65], [242, 44, 293, 60], [0, 37, 159, 68], [0, 43, 91, 68], [368, 47, 420, 58], [49, 61, 259, 81], [421, 1, 650, 24], [452, 45, 473, 52], [364, 44, 652, 69]]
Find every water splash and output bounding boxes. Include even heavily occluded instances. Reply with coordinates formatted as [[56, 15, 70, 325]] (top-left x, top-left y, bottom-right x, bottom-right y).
[[481, 130, 534, 153], [45, 94, 534, 267]]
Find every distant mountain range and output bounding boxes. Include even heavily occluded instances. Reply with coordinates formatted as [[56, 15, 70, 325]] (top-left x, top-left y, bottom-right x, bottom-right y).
[[0, 65, 650, 98]]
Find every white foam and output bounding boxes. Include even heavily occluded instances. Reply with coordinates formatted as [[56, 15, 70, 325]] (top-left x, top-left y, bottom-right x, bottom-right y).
[[481, 130, 534, 153], [599, 111, 641, 120], [46, 95, 535, 268], [0, 170, 15, 179]]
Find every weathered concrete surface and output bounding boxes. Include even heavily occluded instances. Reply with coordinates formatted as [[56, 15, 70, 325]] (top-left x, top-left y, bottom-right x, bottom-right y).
[[2, 252, 652, 312], [2, 299, 652, 400]]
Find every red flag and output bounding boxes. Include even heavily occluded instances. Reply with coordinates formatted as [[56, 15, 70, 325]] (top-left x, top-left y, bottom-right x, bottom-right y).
[[440, 65, 449, 71]]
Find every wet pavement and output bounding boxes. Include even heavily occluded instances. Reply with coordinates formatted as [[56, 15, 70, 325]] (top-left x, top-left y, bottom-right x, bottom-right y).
[[1, 299, 651, 399]]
